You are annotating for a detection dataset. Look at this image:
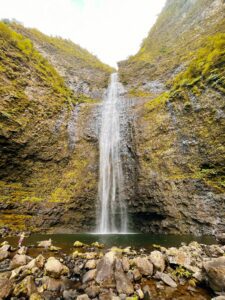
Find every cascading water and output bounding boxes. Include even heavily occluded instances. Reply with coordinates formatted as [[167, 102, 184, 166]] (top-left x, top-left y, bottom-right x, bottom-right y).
[[97, 73, 127, 233]]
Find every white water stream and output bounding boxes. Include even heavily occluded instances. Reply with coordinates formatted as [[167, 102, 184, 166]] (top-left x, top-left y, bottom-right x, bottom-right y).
[[97, 73, 127, 233]]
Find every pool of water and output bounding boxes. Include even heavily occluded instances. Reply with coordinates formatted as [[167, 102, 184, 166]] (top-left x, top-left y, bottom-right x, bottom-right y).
[[1, 233, 217, 252]]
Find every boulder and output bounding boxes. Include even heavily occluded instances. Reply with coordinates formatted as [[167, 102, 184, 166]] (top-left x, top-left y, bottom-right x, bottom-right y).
[[155, 271, 177, 288], [74, 241, 85, 247], [63, 289, 78, 299], [37, 239, 52, 248], [0, 249, 10, 262], [216, 233, 225, 245], [85, 285, 100, 298], [91, 241, 104, 248], [85, 259, 97, 269], [77, 294, 90, 300], [122, 256, 130, 272], [133, 257, 153, 276], [82, 269, 97, 283], [17, 246, 28, 255], [45, 257, 69, 279], [10, 254, 31, 269], [166, 247, 191, 267], [42, 276, 66, 291], [63, 289, 78, 300], [30, 293, 44, 300], [132, 268, 142, 281], [149, 251, 165, 272], [115, 260, 134, 295], [13, 275, 37, 297], [96, 251, 116, 287], [0, 278, 13, 299], [204, 256, 225, 292]]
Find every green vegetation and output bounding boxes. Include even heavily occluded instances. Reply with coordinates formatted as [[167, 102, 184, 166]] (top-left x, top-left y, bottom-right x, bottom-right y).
[[172, 266, 192, 279], [25, 27, 113, 74], [172, 34, 225, 94]]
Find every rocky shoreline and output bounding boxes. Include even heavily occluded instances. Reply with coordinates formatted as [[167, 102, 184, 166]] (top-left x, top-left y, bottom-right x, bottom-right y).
[[0, 235, 225, 300]]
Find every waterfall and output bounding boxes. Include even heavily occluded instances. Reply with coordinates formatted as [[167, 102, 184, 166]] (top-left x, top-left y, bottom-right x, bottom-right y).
[[97, 73, 127, 233]]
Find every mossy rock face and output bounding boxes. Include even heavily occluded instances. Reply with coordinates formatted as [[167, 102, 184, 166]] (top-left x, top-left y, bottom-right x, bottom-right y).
[[117, 0, 225, 234], [0, 23, 102, 234]]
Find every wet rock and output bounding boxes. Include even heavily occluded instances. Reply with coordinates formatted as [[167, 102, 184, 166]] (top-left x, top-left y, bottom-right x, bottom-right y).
[[45, 257, 69, 279], [30, 293, 44, 300], [132, 268, 142, 281], [17, 246, 28, 255], [0, 248, 10, 262], [0, 278, 13, 298], [85, 259, 97, 269], [77, 294, 90, 300], [115, 260, 134, 295], [204, 256, 225, 292], [91, 242, 104, 248], [63, 289, 78, 300], [155, 271, 177, 288], [10, 254, 31, 269], [49, 245, 61, 251], [74, 241, 85, 247], [13, 275, 37, 297], [96, 251, 116, 287], [83, 269, 97, 283], [122, 256, 130, 272], [216, 233, 225, 245], [133, 257, 153, 276], [37, 239, 52, 248], [166, 247, 191, 267], [86, 252, 98, 260], [42, 276, 66, 292], [85, 285, 100, 298], [149, 250, 165, 272]]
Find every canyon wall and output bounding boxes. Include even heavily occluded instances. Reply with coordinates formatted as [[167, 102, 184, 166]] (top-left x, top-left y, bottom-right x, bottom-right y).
[[119, 0, 225, 234]]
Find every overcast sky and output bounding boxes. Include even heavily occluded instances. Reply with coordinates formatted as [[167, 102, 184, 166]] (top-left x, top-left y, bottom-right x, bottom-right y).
[[0, 0, 166, 67]]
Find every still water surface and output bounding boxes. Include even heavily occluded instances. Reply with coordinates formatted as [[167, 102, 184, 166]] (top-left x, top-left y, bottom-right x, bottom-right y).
[[1, 233, 216, 252]]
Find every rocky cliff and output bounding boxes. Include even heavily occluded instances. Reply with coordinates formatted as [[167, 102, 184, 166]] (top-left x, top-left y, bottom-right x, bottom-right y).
[[119, 0, 225, 234], [0, 0, 225, 236], [0, 21, 112, 234]]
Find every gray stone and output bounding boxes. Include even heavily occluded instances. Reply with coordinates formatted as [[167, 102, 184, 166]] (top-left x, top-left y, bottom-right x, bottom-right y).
[[204, 256, 225, 292], [96, 251, 116, 287], [45, 257, 69, 279], [10, 254, 31, 269], [0, 278, 13, 298], [77, 294, 90, 300], [114, 259, 134, 295], [85, 259, 96, 269], [37, 239, 52, 248], [82, 269, 97, 283], [149, 250, 165, 272], [155, 271, 177, 288], [134, 257, 153, 276]]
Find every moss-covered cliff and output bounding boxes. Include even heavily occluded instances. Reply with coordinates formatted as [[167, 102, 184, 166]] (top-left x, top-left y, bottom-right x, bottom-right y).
[[119, 0, 225, 234], [0, 22, 111, 234]]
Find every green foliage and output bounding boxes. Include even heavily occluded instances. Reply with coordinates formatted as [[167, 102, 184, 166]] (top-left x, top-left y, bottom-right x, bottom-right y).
[[13, 24, 114, 74], [172, 33, 225, 93], [172, 266, 192, 279]]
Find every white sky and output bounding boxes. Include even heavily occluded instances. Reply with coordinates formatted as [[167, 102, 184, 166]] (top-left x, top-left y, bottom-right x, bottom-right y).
[[0, 0, 166, 67]]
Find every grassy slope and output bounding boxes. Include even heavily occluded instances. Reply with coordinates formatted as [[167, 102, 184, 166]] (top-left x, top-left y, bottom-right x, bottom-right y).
[[10, 22, 114, 91], [118, 0, 225, 191]]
